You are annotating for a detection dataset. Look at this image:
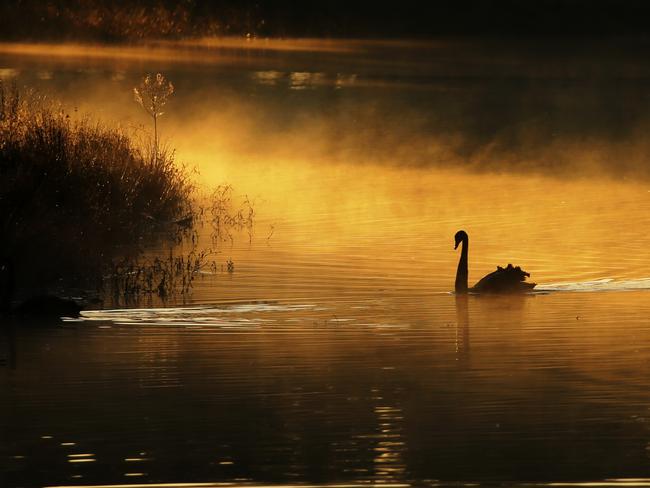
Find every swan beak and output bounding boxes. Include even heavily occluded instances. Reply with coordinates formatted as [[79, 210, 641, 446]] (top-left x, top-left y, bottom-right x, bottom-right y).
[[454, 241, 459, 250]]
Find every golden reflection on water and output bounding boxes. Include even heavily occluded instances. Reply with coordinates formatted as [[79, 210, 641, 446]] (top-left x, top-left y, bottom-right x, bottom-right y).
[[6, 290, 650, 485], [0, 42, 244, 65], [0, 38, 363, 61], [180, 151, 650, 296], [372, 404, 406, 480]]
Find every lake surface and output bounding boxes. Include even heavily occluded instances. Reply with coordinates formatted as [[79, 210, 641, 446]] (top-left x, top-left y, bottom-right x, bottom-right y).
[[2, 39, 650, 488]]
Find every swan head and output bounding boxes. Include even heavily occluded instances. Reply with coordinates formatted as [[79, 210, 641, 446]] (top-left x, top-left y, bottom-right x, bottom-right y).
[[454, 230, 468, 249]]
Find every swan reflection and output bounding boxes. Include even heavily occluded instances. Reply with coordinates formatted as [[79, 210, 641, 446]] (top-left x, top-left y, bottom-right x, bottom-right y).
[[455, 294, 470, 366]]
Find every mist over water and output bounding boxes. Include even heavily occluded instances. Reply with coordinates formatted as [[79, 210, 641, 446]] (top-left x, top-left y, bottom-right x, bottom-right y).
[[4, 38, 650, 177], [3, 39, 650, 487]]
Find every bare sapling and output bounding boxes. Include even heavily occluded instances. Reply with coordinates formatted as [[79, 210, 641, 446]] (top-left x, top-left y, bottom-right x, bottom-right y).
[[134, 73, 174, 161]]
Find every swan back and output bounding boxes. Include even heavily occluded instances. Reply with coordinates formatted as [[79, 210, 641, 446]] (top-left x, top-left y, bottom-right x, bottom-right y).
[[471, 263, 536, 293]]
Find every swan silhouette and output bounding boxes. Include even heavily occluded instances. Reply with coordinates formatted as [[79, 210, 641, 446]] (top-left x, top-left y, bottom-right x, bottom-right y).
[[454, 230, 536, 294], [0, 258, 82, 320]]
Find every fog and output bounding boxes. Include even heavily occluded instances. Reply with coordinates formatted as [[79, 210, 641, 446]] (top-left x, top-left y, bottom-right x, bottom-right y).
[[3, 37, 650, 181]]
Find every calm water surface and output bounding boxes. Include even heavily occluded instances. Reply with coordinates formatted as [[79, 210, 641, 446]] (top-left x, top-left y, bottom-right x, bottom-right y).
[[2, 40, 650, 488]]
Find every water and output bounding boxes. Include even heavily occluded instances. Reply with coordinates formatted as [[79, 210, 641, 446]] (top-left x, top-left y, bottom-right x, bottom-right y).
[[3, 39, 650, 487]]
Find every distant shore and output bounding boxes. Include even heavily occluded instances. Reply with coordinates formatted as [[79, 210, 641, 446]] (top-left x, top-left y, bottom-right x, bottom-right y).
[[3, 1, 650, 41]]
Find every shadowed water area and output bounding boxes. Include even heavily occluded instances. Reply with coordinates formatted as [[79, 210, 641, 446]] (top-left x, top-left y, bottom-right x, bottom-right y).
[[3, 39, 650, 488]]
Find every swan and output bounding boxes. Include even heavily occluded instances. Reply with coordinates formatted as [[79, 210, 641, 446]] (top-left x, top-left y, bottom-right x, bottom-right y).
[[454, 230, 536, 294], [0, 258, 82, 320]]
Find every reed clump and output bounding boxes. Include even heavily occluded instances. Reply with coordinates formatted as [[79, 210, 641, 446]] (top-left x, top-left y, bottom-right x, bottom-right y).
[[102, 185, 255, 303], [0, 82, 194, 287], [106, 248, 213, 301]]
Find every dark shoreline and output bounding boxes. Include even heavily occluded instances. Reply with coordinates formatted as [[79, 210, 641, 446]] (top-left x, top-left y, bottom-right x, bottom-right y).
[[4, 1, 650, 42]]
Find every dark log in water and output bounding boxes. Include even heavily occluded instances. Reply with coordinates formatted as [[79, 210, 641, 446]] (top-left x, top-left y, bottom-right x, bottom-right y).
[[0, 258, 81, 320]]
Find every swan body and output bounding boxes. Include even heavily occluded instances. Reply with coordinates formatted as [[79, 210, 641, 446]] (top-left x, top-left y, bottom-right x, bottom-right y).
[[454, 230, 536, 294], [1, 258, 82, 320], [471, 264, 536, 293]]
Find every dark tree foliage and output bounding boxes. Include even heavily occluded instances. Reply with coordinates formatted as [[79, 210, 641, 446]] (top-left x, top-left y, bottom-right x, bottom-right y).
[[2, 0, 650, 41], [0, 0, 261, 42]]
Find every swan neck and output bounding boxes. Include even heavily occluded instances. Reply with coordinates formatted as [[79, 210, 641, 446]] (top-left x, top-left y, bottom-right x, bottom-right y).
[[455, 237, 468, 294]]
